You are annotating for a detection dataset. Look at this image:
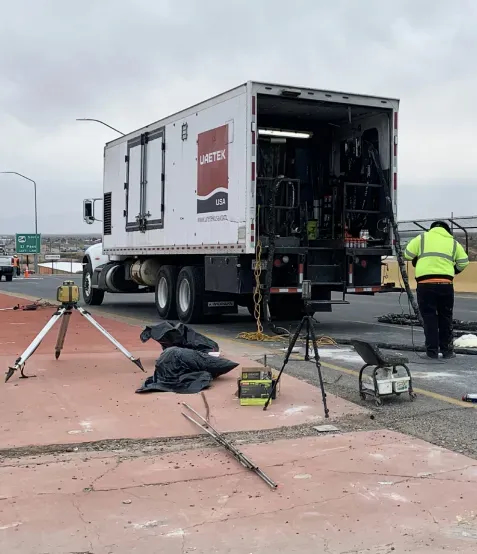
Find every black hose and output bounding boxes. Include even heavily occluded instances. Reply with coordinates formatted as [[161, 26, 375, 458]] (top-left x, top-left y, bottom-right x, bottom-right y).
[[334, 337, 477, 356], [367, 142, 423, 326], [378, 313, 477, 334]]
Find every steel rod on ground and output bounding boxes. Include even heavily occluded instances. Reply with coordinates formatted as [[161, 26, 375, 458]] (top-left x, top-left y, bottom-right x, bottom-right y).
[[181, 403, 277, 489]]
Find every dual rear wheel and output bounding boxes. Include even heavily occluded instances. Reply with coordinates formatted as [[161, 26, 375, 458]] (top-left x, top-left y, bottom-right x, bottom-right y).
[[155, 265, 204, 324]]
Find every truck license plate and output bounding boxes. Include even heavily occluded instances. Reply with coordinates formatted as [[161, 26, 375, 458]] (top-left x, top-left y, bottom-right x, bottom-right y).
[[252, 260, 267, 270]]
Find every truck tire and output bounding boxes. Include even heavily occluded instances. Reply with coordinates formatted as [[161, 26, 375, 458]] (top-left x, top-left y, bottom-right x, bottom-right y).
[[5, 275, 13, 282], [176, 266, 204, 324], [155, 265, 178, 320], [83, 263, 105, 306]]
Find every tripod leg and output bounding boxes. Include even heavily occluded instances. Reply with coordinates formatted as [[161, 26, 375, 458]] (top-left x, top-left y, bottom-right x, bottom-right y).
[[6, 308, 66, 382], [55, 309, 72, 360], [304, 318, 311, 361], [76, 306, 145, 372], [263, 316, 305, 410], [307, 316, 330, 419]]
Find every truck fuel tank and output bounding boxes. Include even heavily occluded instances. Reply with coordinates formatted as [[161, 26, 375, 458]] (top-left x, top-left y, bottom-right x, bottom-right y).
[[130, 258, 162, 287]]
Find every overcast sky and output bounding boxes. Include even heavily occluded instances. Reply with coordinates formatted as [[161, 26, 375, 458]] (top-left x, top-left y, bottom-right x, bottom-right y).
[[0, 0, 476, 234]]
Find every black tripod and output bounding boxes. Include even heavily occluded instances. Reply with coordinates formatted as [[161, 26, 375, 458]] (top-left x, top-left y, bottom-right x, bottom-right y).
[[263, 305, 329, 418]]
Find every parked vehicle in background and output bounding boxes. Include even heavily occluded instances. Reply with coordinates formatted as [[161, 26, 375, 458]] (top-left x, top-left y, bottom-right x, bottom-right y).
[[0, 255, 14, 281]]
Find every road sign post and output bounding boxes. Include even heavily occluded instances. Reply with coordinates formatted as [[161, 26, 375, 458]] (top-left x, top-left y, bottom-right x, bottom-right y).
[[45, 253, 60, 275]]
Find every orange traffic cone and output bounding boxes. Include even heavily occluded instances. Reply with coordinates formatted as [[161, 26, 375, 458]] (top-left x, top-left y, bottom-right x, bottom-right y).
[[24, 266, 29, 278]]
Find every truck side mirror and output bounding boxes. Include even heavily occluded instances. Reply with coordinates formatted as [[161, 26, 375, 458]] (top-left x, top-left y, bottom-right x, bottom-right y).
[[83, 199, 95, 224]]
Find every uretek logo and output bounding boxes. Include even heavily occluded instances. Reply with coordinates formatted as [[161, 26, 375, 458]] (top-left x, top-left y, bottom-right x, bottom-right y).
[[200, 150, 226, 165], [197, 125, 229, 215]]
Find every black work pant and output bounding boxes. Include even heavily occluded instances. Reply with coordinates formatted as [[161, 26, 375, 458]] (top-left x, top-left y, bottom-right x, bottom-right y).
[[416, 283, 454, 357]]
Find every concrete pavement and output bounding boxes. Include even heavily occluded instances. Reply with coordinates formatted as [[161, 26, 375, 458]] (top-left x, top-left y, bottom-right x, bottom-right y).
[[1, 290, 477, 552], [3, 431, 477, 553], [2, 276, 476, 459]]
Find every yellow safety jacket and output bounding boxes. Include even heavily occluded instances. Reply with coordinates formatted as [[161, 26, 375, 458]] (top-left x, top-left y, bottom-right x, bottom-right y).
[[404, 227, 469, 283]]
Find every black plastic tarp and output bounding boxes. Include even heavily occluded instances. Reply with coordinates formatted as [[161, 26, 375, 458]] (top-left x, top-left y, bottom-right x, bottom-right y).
[[136, 346, 238, 394], [140, 321, 219, 353]]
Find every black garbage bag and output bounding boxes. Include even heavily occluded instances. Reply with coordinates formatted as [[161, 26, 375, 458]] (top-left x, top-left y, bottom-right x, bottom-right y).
[[135, 347, 238, 394], [140, 322, 219, 353]]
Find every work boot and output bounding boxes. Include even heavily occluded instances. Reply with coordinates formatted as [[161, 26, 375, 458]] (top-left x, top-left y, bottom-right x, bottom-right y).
[[442, 351, 456, 359], [425, 351, 438, 360]]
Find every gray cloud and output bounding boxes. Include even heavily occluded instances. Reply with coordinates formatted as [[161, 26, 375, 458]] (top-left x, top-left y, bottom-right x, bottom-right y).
[[0, 0, 476, 233]]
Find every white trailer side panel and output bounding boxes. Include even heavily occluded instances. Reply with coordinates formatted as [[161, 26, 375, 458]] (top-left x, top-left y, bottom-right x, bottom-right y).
[[103, 87, 249, 255]]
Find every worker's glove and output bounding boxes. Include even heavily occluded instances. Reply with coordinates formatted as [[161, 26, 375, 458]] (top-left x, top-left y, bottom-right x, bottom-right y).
[[455, 265, 462, 274], [411, 257, 418, 268]]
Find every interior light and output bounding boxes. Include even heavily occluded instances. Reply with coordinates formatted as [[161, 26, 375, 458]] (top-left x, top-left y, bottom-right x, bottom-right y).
[[258, 129, 312, 139]]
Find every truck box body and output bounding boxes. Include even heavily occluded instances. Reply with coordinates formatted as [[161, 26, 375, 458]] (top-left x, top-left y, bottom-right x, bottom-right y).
[[103, 86, 250, 255], [84, 81, 399, 322]]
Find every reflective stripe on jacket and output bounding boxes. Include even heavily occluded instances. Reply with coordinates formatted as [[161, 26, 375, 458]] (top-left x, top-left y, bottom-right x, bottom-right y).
[[403, 227, 469, 282]]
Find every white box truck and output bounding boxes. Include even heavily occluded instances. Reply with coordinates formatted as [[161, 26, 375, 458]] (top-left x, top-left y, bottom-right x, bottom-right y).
[[83, 81, 399, 323]]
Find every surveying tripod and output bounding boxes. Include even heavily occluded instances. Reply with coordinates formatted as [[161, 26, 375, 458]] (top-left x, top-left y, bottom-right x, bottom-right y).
[[263, 281, 330, 418], [5, 281, 145, 383]]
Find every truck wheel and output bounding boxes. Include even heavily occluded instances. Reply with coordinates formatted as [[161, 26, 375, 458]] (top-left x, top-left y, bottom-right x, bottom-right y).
[[5, 275, 13, 282], [155, 265, 178, 320], [176, 266, 204, 324], [83, 263, 105, 306]]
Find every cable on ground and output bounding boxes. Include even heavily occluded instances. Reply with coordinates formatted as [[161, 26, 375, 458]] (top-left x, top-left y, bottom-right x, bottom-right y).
[[237, 236, 288, 342]]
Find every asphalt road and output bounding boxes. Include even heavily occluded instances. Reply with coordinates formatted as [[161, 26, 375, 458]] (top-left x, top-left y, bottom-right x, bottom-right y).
[[2, 274, 477, 458], [2, 273, 477, 343]]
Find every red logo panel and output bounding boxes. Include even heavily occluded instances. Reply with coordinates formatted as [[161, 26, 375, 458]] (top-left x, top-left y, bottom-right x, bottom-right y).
[[197, 124, 228, 214]]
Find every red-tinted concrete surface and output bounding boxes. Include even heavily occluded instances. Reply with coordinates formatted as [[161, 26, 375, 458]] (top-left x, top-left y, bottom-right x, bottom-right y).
[[0, 294, 365, 449], [2, 431, 477, 553]]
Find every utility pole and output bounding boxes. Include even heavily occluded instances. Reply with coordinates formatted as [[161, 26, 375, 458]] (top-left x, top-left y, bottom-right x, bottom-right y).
[[0, 172, 39, 274], [76, 118, 125, 136]]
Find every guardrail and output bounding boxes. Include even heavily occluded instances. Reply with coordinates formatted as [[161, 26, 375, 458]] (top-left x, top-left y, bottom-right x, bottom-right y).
[[398, 216, 477, 253]]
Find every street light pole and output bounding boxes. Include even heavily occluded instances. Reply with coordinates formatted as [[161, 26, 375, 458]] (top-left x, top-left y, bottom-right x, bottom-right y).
[[76, 118, 125, 136], [0, 171, 39, 274]]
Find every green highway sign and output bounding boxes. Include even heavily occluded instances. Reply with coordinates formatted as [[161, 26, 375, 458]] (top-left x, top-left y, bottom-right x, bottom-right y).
[[15, 233, 41, 254]]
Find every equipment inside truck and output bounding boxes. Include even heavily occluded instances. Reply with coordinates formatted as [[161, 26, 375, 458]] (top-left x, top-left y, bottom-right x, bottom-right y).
[[251, 93, 394, 319], [256, 94, 392, 249]]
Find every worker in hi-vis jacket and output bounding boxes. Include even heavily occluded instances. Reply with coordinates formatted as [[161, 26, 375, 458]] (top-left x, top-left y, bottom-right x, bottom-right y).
[[404, 221, 469, 359]]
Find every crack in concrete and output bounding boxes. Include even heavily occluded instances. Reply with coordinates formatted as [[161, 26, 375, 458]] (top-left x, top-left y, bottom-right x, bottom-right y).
[[0, 416, 376, 461], [70, 496, 95, 553], [89, 456, 122, 490], [172, 491, 357, 534], [425, 508, 439, 526]]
